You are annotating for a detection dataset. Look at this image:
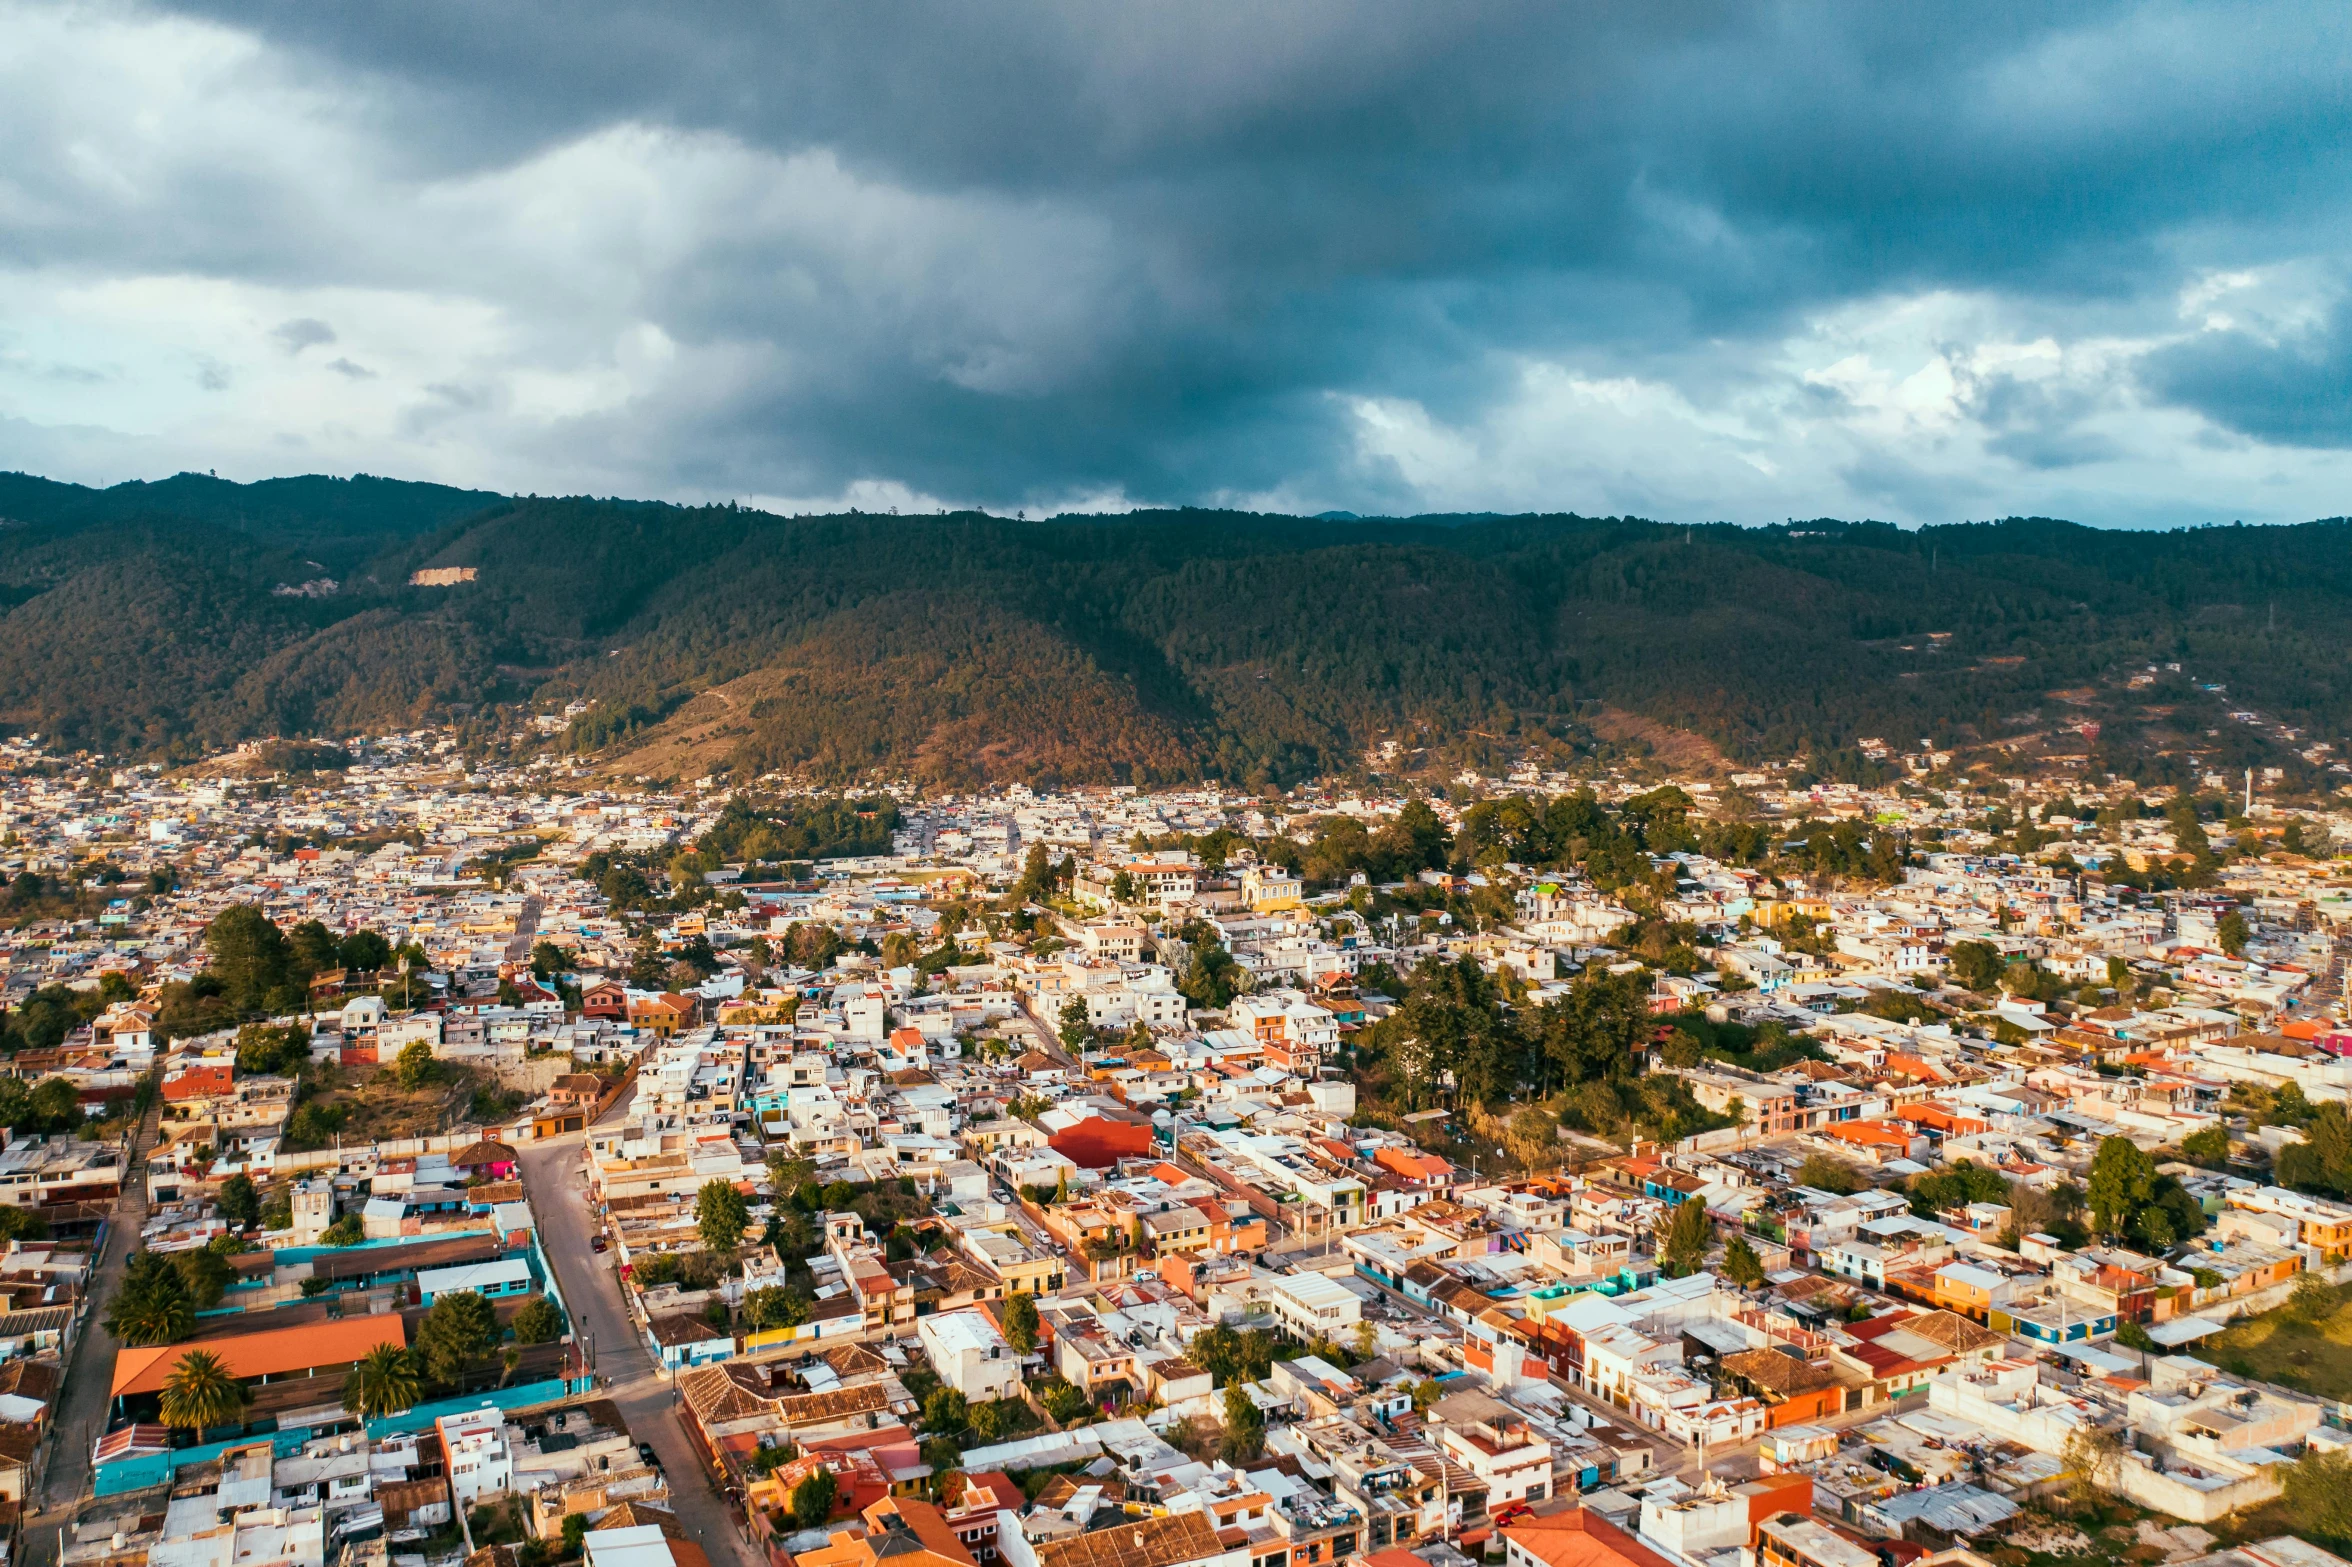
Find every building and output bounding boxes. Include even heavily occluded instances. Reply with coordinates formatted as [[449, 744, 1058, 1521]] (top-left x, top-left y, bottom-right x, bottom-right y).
[[916, 1311, 1021, 1405]]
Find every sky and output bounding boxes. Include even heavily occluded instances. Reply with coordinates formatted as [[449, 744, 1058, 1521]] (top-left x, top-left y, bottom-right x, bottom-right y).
[[2, 2, 2349, 527]]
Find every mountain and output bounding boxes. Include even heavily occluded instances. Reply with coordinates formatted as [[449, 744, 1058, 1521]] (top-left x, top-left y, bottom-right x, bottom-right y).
[[0, 471, 2345, 788]]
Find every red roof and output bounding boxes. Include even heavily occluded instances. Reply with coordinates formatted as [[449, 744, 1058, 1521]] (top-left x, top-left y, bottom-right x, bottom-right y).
[[162, 1065, 233, 1100]]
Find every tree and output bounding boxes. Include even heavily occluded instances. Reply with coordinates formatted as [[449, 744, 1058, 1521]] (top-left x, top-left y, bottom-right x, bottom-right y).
[[321, 1212, 364, 1246], [1721, 1233, 1767, 1289], [2180, 1126, 2231, 1166], [1057, 997, 1090, 1051], [2288, 1271, 2340, 1326], [2061, 1423, 2125, 1510], [158, 1348, 249, 1435], [205, 904, 292, 1013], [339, 929, 393, 973], [922, 1386, 968, 1435], [2280, 1102, 2352, 1195], [511, 1297, 566, 1344], [696, 1179, 750, 1253], [1503, 1104, 1558, 1170], [1946, 940, 2004, 994], [1109, 870, 1138, 904], [216, 1174, 261, 1227], [790, 1466, 839, 1530], [173, 1242, 235, 1310], [106, 1253, 194, 1346], [1656, 1199, 1713, 1278], [2086, 1136, 2157, 1239], [342, 1342, 423, 1419], [562, 1515, 591, 1558], [416, 1289, 498, 1387], [393, 1040, 442, 1090], [2217, 910, 2249, 957], [1221, 1380, 1265, 1463], [999, 1291, 1039, 1355], [1796, 1154, 1863, 1195], [2281, 1447, 2352, 1553]]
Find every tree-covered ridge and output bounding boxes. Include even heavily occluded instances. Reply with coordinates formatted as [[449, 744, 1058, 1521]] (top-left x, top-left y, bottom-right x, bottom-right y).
[[0, 471, 2346, 781]]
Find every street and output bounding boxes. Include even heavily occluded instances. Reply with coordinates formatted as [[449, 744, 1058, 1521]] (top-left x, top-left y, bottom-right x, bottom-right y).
[[23, 1108, 157, 1566], [517, 1084, 763, 1567]]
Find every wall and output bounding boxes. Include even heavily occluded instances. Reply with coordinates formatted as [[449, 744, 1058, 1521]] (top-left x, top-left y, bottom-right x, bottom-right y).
[[92, 1377, 598, 1496]]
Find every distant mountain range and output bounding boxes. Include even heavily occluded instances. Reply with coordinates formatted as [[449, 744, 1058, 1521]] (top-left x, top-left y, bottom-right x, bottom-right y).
[[0, 469, 2345, 790]]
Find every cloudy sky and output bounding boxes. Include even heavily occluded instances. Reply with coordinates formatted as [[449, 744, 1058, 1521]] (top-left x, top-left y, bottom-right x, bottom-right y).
[[2, 2, 2349, 525]]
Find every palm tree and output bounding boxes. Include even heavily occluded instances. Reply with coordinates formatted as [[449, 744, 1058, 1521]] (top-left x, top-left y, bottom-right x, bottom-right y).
[[341, 1343, 422, 1420], [158, 1349, 249, 1436], [106, 1286, 194, 1347]]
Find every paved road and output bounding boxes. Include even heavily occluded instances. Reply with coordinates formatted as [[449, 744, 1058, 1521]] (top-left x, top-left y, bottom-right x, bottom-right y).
[[504, 895, 544, 966], [518, 1088, 761, 1567], [27, 1106, 157, 1554]]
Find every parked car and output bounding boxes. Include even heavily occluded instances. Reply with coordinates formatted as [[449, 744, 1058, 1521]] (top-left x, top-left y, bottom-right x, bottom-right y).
[[638, 1443, 661, 1470], [591, 1234, 609, 1253]]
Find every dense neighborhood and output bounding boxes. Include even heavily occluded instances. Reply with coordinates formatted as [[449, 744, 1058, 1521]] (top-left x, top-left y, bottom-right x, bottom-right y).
[[0, 728, 2339, 1567]]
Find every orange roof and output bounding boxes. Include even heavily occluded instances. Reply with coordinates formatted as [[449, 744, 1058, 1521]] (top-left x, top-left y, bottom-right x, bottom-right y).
[[1374, 1146, 1452, 1181], [162, 1065, 233, 1100], [1823, 1119, 1914, 1148], [1503, 1509, 1679, 1567], [112, 1313, 407, 1397]]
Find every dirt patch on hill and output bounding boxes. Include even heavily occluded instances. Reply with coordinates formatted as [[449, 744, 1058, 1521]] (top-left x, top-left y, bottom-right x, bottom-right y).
[[1585, 706, 1729, 773]]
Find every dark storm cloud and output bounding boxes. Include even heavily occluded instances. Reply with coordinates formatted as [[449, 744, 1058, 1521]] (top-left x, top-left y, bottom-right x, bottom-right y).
[[16, 1, 2352, 515], [2144, 296, 2352, 446]]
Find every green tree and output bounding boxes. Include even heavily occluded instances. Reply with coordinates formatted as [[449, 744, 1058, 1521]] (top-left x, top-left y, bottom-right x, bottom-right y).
[[1221, 1380, 1265, 1463], [1109, 870, 1138, 904], [392, 1040, 442, 1090], [2281, 1447, 2352, 1553], [1946, 940, 2004, 993], [1656, 1199, 1713, 1277], [173, 1242, 236, 1310], [416, 1289, 498, 1387], [2217, 909, 2249, 956], [2086, 1136, 2156, 1239], [511, 1297, 565, 1344], [2180, 1126, 2231, 1166], [1503, 1104, 1558, 1170], [999, 1291, 1039, 1355], [790, 1465, 839, 1530], [106, 1252, 194, 1346], [562, 1515, 591, 1558], [158, 1348, 249, 1435], [339, 929, 393, 973], [1057, 997, 1091, 1051], [922, 1385, 968, 1435], [695, 1179, 750, 1253], [1720, 1233, 1767, 1289], [2288, 1270, 2340, 1326], [2279, 1102, 2352, 1195], [321, 1212, 364, 1246], [216, 1174, 261, 1227], [205, 905, 293, 1014], [342, 1342, 423, 1419], [1796, 1154, 1863, 1195]]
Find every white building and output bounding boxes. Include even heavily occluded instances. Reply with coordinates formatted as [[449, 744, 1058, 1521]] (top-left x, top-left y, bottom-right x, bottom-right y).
[[916, 1309, 1023, 1404]]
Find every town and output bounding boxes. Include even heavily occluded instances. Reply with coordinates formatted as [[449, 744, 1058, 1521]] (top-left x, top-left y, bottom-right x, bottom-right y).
[[0, 725, 2340, 1567]]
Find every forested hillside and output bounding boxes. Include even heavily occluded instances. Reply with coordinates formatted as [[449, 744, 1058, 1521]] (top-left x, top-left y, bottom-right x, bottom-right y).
[[0, 469, 2346, 787]]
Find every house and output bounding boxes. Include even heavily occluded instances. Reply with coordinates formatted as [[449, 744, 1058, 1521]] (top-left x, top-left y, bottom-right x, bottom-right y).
[[646, 1313, 734, 1371], [1501, 1508, 1679, 1567], [417, 1257, 535, 1307], [916, 1311, 1020, 1405], [109, 1314, 410, 1423], [1046, 1116, 1155, 1171], [793, 1498, 978, 1567], [585, 1524, 713, 1567], [453, 1140, 521, 1181]]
